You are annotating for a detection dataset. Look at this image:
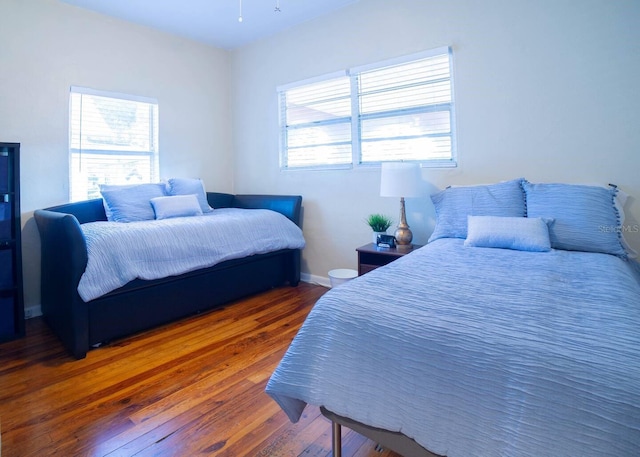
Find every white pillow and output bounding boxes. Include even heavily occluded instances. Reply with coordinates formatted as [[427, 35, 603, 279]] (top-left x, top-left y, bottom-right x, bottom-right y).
[[150, 194, 203, 220], [464, 216, 552, 252]]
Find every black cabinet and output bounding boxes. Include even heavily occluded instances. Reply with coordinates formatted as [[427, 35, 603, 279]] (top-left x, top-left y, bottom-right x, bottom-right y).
[[0, 142, 24, 342]]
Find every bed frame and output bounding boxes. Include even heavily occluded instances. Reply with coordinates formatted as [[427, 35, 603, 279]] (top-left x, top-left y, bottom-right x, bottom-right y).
[[321, 407, 441, 457], [34, 192, 302, 359]]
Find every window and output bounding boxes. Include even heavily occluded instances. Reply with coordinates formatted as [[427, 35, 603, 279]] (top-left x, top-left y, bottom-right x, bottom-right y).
[[69, 86, 159, 201], [278, 47, 456, 170], [279, 73, 352, 168]]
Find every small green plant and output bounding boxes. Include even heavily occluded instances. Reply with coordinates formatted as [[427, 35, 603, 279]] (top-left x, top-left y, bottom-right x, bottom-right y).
[[366, 213, 393, 232]]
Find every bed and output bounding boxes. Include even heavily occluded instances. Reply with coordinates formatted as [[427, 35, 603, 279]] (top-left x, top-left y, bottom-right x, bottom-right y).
[[266, 179, 640, 457], [34, 187, 304, 359]]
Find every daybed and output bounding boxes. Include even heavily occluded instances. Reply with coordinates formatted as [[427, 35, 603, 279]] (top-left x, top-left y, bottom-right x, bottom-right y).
[[34, 192, 303, 359], [267, 179, 640, 457]]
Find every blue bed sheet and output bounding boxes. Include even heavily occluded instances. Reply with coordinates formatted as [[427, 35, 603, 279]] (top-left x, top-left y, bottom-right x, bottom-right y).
[[266, 238, 640, 457], [78, 208, 305, 301]]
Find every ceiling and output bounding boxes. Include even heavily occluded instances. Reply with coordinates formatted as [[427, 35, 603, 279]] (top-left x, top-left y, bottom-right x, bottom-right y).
[[58, 0, 360, 49]]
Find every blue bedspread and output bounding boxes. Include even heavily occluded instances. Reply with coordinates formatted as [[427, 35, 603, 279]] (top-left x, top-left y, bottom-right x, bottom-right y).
[[266, 238, 640, 457], [78, 208, 305, 301]]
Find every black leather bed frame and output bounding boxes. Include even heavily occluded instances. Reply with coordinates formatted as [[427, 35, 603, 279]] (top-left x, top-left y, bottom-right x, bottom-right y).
[[34, 192, 302, 359]]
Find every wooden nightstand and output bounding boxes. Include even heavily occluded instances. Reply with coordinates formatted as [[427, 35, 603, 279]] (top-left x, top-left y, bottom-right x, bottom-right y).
[[356, 243, 423, 276]]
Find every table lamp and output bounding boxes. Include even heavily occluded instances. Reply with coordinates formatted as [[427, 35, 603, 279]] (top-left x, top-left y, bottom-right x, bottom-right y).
[[380, 162, 422, 246]]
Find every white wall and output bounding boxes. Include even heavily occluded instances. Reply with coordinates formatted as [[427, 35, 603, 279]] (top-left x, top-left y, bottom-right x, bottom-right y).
[[0, 0, 233, 308], [3, 0, 639, 309], [231, 0, 640, 282]]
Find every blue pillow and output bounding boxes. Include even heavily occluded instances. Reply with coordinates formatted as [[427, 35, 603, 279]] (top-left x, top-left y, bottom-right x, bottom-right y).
[[167, 178, 212, 213], [100, 183, 167, 223], [99, 183, 155, 221], [429, 178, 526, 243], [523, 181, 630, 258], [464, 216, 551, 252], [150, 194, 203, 220]]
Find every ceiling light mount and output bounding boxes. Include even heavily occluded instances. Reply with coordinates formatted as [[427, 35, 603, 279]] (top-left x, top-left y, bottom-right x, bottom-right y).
[[238, 0, 283, 23]]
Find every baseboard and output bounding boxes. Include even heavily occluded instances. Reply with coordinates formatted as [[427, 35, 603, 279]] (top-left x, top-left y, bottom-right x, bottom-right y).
[[301, 272, 331, 289], [24, 305, 43, 319]]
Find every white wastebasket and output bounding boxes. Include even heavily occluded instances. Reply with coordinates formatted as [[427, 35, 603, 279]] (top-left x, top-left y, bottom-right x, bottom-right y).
[[328, 268, 358, 288]]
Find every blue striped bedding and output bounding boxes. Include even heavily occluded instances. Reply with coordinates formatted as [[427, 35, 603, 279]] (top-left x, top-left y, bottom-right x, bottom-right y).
[[266, 238, 640, 457], [78, 208, 305, 301]]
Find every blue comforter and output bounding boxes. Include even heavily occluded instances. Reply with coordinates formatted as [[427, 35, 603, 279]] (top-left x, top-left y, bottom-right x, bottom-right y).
[[78, 208, 305, 301], [266, 238, 640, 457]]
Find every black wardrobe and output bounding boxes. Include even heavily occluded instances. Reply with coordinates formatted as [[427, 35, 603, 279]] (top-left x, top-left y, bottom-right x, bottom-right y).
[[0, 142, 24, 342]]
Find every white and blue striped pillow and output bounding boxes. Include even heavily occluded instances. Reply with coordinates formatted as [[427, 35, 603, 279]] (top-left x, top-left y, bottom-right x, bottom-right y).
[[429, 178, 526, 243], [523, 181, 632, 258]]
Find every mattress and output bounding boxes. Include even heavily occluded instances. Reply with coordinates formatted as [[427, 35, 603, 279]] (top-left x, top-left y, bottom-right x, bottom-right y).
[[78, 208, 305, 301]]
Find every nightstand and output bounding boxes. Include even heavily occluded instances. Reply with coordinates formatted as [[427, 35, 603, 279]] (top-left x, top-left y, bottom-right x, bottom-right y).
[[356, 243, 423, 276]]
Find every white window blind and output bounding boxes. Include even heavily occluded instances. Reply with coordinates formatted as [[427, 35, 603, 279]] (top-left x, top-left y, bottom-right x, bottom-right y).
[[357, 50, 454, 164], [69, 87, 159, 201], [279, 73, 352, 169], [278, 47, 456, 169]]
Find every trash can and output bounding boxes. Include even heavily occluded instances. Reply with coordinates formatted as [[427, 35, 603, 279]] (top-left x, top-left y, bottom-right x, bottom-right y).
[[328, 268, 358, 288]]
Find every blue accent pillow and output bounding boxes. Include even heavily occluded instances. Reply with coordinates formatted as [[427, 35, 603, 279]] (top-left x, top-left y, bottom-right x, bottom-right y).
[[429, 178, 526, 243], [100, 183, 167, 223], [523, 181, 630, 258], [150, 194, 203, 220], [464, 216, 551, 252], [167, 178, 212, 213]]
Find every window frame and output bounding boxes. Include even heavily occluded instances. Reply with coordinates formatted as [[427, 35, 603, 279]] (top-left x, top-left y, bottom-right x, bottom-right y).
[[68, 86, 159, 202], [278, 46, 457, 171]]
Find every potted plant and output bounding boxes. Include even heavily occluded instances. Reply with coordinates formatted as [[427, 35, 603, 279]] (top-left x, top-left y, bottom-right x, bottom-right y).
[[366, 213, 393, 244]]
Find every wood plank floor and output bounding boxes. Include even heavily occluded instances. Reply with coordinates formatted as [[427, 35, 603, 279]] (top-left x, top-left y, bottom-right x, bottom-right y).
[[0, 283, 402, 457]]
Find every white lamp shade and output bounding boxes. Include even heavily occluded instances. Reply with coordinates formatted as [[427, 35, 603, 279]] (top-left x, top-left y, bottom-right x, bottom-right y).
[[380, 162, 422, 198]]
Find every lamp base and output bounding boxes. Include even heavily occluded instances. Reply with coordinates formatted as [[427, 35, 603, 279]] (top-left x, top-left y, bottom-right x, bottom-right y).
[[394, 226, 413, 246], [394, 197, 413, 246]]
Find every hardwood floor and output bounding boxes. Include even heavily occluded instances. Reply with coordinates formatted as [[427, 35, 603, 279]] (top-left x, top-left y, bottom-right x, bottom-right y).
[[0, 283, 402, 457]]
